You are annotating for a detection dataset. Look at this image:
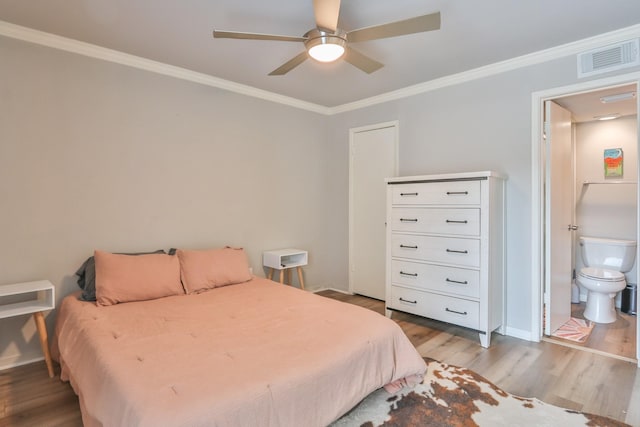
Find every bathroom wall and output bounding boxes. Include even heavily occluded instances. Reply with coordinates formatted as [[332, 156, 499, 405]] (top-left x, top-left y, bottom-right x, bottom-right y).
[[575, 115, 638, 298]]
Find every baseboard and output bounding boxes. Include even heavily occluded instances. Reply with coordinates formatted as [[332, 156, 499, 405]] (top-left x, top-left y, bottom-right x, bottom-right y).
[[505, 326, 535, 342], [0, 352, 44, 372]]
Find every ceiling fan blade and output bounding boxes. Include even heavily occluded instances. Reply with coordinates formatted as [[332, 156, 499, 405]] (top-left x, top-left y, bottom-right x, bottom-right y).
[[268, 51, 309, 75], [213, 30, 306, 43], [313, 0, 341, 32], [347, 12, 441, 43], [343, 47, 384, 74]]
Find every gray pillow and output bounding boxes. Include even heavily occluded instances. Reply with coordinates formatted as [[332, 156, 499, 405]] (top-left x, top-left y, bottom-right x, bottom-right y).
[[76, 249, 166, 301]]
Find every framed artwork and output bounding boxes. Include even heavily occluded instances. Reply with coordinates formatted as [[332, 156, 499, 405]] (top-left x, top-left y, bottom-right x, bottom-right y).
[[604, 148, 623, 177]]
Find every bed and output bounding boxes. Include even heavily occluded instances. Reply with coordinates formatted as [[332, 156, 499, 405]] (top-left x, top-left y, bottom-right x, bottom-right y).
[[52, 248, 426, 427]]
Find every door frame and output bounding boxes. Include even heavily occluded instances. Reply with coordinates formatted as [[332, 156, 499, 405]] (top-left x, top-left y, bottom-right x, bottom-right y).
[[348, 120, 399, 295], [530, 72, 640, 364]]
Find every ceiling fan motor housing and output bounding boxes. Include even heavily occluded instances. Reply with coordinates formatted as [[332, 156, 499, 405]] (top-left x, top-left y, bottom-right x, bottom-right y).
[[304, 28, 347, 62]]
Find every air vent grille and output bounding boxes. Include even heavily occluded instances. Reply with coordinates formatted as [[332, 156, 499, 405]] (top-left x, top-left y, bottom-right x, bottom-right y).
[[578, 39, 640, 78]]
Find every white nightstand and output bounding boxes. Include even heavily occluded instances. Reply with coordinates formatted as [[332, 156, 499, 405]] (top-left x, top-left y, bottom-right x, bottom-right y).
[[263, 249, 308, 290], [0, 280, 55, 377]]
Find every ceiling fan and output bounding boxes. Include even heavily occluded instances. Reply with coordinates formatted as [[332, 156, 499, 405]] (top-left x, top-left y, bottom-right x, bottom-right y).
[[212, 0, 440, 76]]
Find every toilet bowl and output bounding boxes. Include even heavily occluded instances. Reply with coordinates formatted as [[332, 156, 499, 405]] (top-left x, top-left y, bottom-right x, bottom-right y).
[[576, 268, 626, 323], [577, 236, 636, 324]]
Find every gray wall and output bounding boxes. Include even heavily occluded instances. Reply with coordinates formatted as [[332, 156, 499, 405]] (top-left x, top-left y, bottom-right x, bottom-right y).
[[0, 36, 330, 367], [2, 30, 639, 367], [326, 56, 639, 336]]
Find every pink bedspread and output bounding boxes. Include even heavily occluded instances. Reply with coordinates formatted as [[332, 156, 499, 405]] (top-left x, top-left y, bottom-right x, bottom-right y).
[[53, 278, 426, 427]]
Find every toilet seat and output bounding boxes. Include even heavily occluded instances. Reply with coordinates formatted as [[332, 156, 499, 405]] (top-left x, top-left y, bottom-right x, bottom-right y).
[[578, 267, 624, 281]]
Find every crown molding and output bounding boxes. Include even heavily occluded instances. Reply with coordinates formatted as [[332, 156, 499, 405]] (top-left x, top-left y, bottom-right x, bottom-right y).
[[1, 20, 639, 116], [0, 20, 331, 115], [328, 24, 640, 114]]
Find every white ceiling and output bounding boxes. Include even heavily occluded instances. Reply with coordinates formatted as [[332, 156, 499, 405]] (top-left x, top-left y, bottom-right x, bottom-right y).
[[1, 0, 640, 107]]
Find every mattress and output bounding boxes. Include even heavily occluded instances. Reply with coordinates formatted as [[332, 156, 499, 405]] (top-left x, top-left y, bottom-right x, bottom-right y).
[[53, 277, 426, 427]]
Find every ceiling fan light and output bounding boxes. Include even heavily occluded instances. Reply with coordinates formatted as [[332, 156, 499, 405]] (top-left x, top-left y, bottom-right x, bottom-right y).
[[304, 29, 346, 63], [308, 42, 345, 62]]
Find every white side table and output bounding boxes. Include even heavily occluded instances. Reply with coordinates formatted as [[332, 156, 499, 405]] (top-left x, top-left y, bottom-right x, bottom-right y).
[[0, 280, 55, 377], [263, 249, 308, 290]]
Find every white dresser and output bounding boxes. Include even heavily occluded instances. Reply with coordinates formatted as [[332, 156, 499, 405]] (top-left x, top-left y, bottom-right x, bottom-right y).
[[385, 171, 505, 347]]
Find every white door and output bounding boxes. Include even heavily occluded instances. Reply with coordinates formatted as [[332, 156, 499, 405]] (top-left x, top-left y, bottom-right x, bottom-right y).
[[349, 122, 398, 300], [544, 101, 574, 335]]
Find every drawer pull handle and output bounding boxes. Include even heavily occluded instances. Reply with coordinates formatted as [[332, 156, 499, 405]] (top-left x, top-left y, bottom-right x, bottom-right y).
[[400, 271, 418, 277], [400, 244, 418, 249], [446, 219, 468, 224], [446, 249, 468, 254], [400, 218, 418, 222], [446, 191, 469, 195], [446, 278, 468, 285], [399, 298, 418, 304], [446, 308, 468, 315], [400, 192, 419, 196]]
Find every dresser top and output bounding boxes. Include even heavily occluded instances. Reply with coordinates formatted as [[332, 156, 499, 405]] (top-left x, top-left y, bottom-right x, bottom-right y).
[[386, 170, 506, 184]]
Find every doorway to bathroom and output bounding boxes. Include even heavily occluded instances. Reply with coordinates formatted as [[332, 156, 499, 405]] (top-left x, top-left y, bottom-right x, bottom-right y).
[[534, 77, 639, 363]]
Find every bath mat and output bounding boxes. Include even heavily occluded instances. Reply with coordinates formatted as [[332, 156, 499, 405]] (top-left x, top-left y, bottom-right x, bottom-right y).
[[551, 317, 595, 343]]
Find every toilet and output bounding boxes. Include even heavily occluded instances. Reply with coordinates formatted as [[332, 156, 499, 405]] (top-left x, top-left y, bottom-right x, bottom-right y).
[[577, 236, 637, 324]]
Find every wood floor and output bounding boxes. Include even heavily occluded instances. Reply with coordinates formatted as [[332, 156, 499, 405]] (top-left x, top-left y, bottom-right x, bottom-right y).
[[545, 302, 637, 361], [1, 291, 638, 426], [320, 291, 639, 426]]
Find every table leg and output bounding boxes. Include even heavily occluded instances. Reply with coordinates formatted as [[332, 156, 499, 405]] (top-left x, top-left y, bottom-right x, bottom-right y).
[[267, 268, 274, 280], [286, 269, 292, 286], [279, 269, 284, 284], [33, 312, 54, 378], [296, 267, 305, 290]]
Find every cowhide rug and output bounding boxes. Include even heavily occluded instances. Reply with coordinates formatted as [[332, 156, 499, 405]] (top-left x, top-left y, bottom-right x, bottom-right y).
[[332, 358, 629, 427]]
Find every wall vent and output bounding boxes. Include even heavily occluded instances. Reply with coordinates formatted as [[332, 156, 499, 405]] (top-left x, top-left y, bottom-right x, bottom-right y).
[[577, 38, 640, 78]]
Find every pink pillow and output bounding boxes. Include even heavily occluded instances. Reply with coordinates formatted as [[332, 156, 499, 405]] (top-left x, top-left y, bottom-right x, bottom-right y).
[[177, 247, 252, 294], [94, 250, 184, 306]]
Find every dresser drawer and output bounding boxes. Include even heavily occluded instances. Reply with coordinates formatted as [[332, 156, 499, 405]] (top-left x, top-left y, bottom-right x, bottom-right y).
[[389, 286, 480, 330], [390, 208, 480, 236], [391, 181, 480, 205], [391, 260, 480, 298], [391, 234, 480, 267]]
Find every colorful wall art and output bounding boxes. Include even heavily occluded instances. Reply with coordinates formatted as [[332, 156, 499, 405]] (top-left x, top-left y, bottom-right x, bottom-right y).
[[604, 148, 623, 177]]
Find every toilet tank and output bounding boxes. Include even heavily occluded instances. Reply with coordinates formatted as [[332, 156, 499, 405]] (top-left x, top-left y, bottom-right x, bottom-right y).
[[579, 236, 637, 272]]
